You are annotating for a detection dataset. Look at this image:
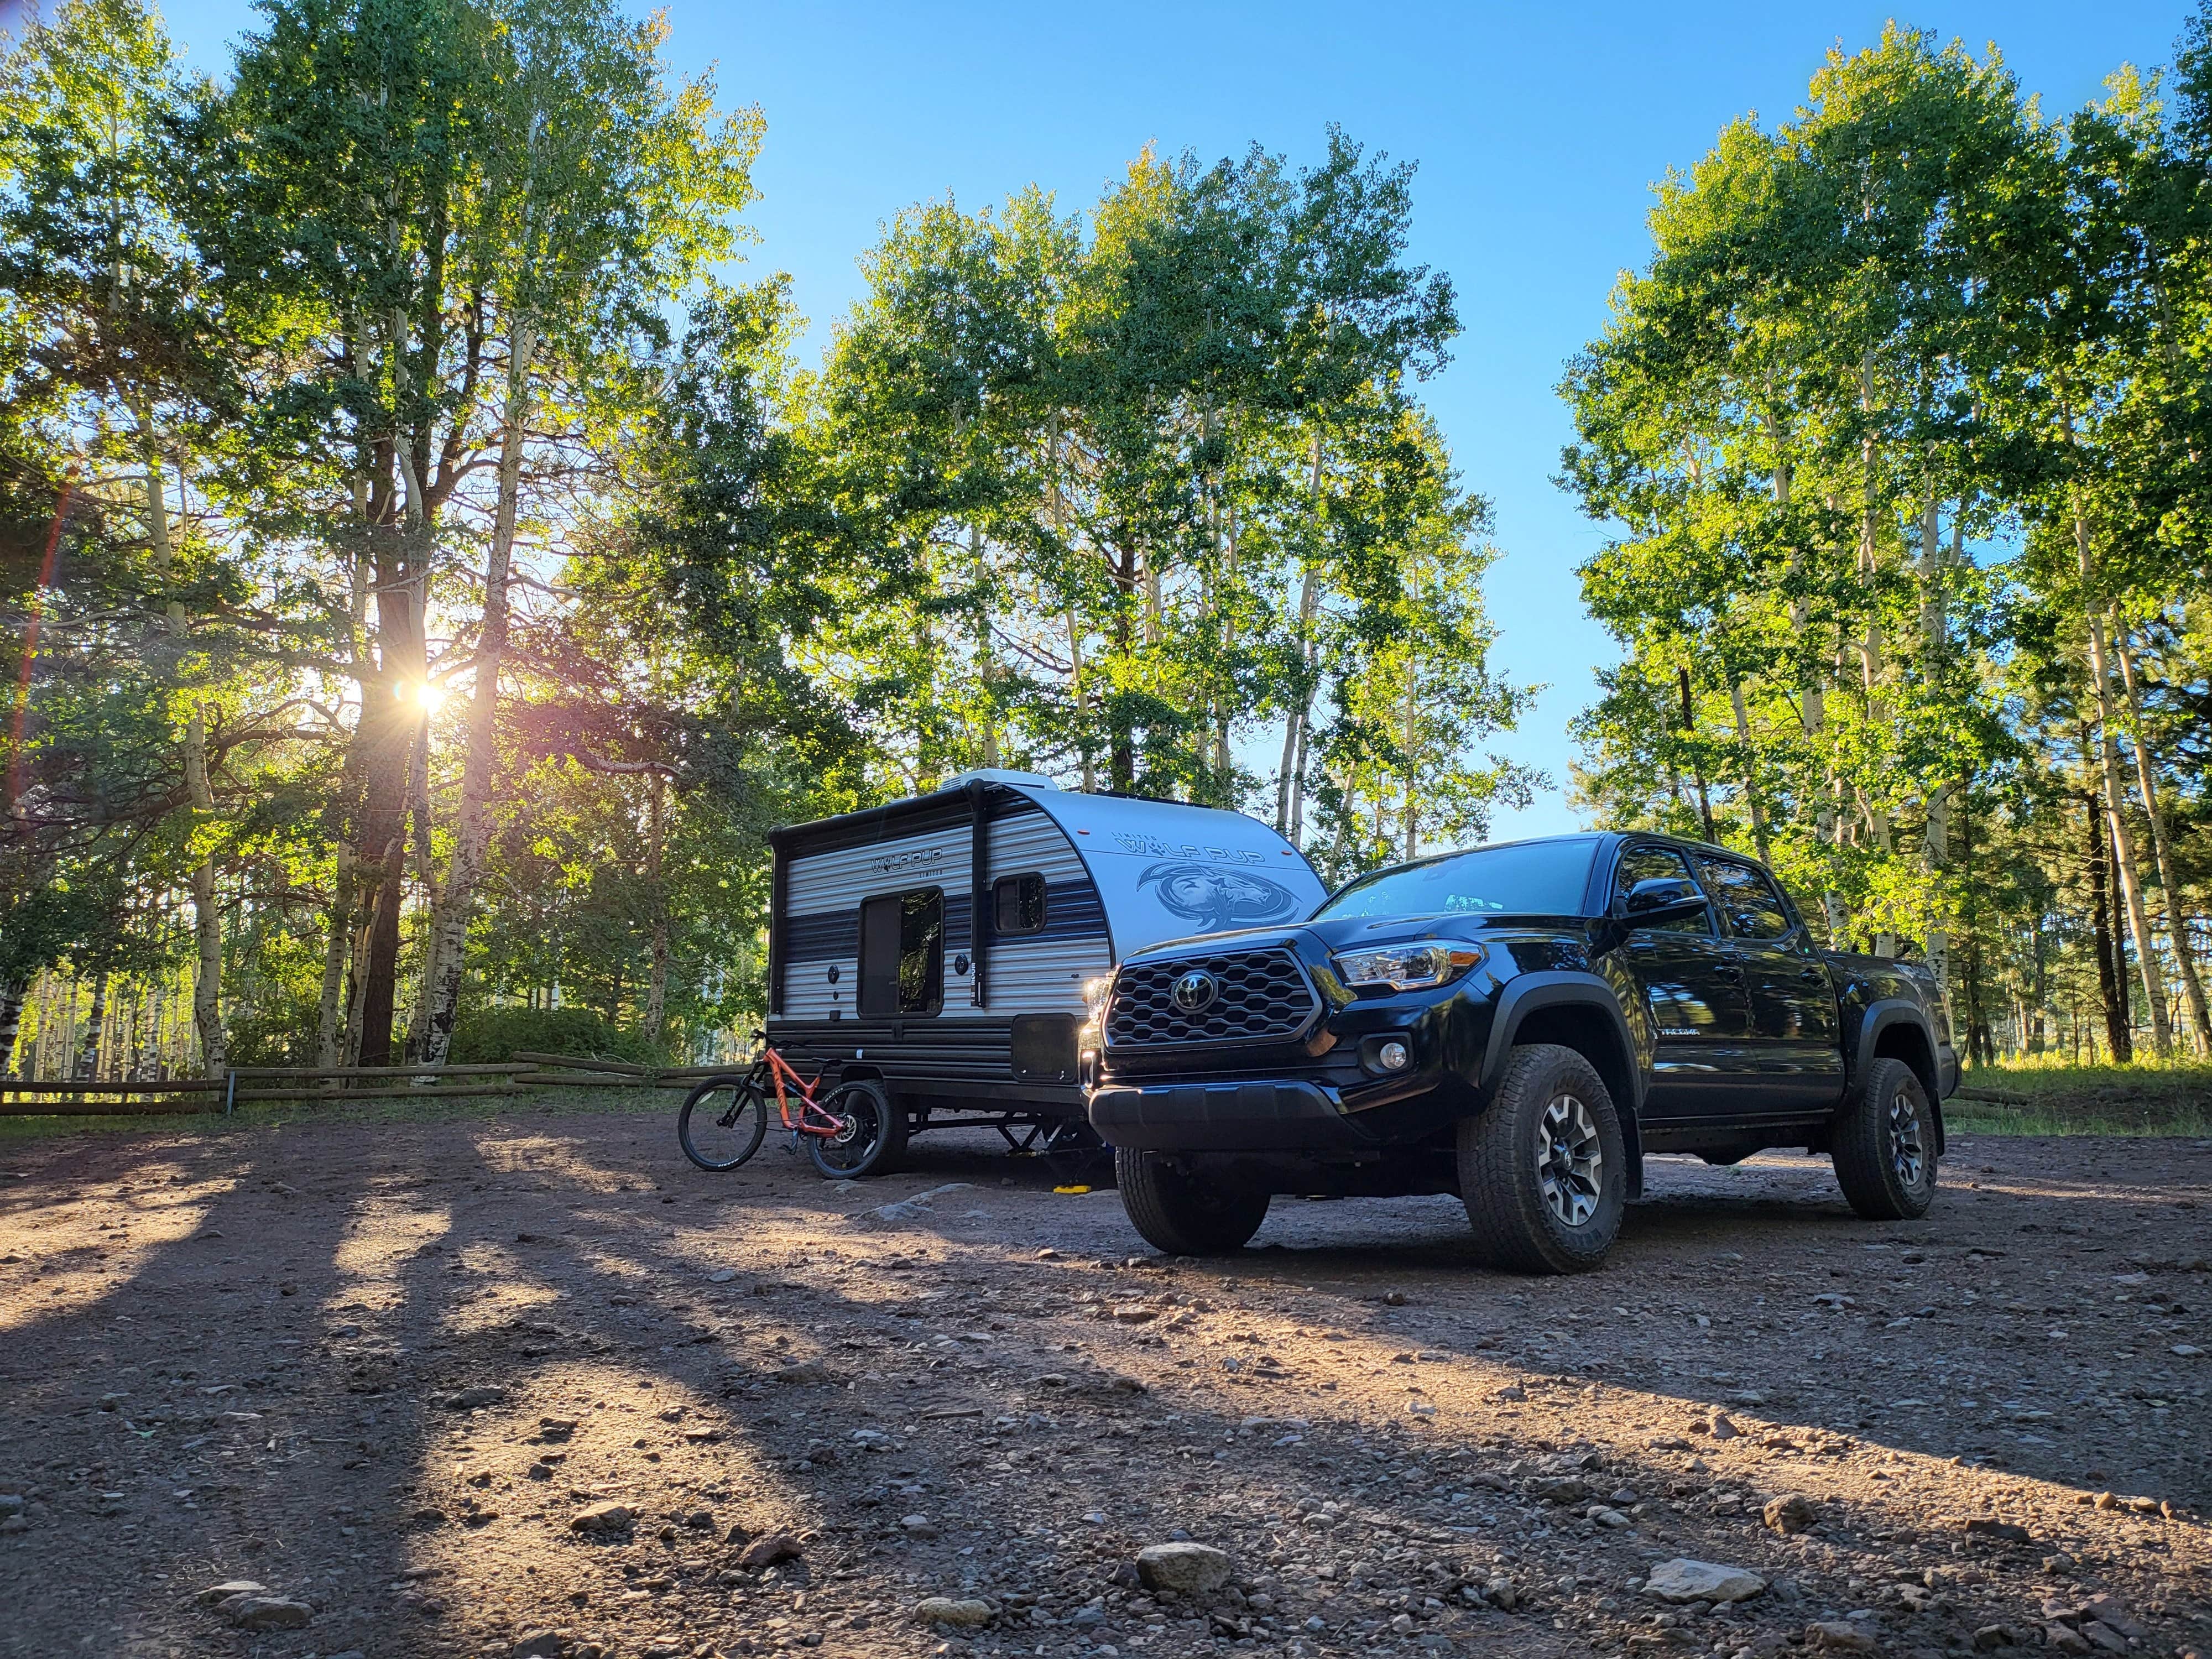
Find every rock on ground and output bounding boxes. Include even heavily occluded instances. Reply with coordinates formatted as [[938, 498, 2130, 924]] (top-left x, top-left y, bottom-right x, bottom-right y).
[[1136, 1541, 1233, 1595], [1645, 1558, 1767, 1604], [912, 1597, 996, 1627]]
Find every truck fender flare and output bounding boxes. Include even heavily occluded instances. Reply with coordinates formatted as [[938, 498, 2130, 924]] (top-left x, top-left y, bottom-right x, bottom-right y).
[[1849, 999, 1945, 1155], [1476, 971, 1645, 1194]]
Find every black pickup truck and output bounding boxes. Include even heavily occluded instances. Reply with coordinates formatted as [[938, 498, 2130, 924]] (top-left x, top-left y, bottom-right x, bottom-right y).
[[1084, 831, 1957, 1274]]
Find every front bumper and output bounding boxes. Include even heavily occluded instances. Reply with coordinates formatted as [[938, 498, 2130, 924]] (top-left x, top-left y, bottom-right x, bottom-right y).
[[1087, 1078, 1373, 1152]]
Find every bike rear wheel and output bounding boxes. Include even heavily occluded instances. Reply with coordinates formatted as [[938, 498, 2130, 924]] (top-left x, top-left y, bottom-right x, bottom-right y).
[[807, 1079, 902, 1179], [678, 1076, 770, 1171]]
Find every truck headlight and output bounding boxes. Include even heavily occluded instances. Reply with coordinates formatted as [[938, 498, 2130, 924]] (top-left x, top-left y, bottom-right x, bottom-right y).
[[1081, 975, 1113, 1016], [1332, 943, 1483, 993]]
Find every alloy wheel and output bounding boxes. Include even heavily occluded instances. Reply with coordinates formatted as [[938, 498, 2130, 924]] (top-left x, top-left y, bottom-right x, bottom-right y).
[[1535, 1092, 1604, 1228], [1887, 1089, 1926, 1188]]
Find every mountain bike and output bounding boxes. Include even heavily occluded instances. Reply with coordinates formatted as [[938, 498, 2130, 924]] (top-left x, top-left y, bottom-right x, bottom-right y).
[[676, 1034, 904, 1178]]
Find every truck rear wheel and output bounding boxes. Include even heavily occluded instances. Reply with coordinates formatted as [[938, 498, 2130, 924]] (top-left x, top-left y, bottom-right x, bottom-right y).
[[1459, 1043, 1625, 1274], [1831, 1056, 1937, 1219], [1114, 1148, 1269, 1256]]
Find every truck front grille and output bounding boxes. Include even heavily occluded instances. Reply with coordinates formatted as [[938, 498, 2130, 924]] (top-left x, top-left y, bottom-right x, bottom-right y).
[[1105, 948, 1318, 1048]]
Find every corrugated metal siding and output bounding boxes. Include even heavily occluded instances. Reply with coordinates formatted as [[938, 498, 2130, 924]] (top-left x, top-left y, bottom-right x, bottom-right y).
[[776, 795, 1109, 1022]]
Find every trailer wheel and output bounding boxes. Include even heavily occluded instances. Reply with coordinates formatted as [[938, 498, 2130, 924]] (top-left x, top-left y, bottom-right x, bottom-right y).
[[809, 1079, 906, 1179], [1114, 1148, 1268, 1255]]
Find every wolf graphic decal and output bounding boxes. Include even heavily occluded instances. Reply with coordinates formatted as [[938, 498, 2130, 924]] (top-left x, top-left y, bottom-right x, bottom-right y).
[[1136, 861, 1302, 933]]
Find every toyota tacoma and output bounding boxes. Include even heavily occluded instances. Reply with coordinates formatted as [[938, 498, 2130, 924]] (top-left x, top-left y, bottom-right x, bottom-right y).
[[1084, 832, 1958, 1273]]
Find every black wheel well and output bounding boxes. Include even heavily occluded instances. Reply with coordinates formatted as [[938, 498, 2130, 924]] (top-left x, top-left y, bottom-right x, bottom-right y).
[[1506, 1005, 1641, 1164], [1871, 1022, 1937, 1103], [1510, 1006, 1632, 1110]]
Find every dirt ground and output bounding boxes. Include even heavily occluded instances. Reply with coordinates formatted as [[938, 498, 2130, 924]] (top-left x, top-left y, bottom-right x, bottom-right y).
[[2, 1107, 2209, 1659]]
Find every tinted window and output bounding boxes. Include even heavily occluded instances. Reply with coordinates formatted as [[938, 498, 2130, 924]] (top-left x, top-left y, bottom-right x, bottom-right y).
[[1316, 839, 1599, 921], [1695, 857, 1793, 940], [859, 888, 944, 1015], [1613, 844, 1711, 935], [993, 873, 1047, 935]]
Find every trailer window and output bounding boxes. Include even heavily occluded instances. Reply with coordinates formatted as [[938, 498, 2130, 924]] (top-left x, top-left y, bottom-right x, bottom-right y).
[[859, 888, 944, 1016], [993, 873, 1047, 935]]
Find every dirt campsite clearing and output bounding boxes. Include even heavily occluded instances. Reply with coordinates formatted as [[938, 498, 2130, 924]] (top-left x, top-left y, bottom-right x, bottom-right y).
[[2, 1107, 2208, 1659]]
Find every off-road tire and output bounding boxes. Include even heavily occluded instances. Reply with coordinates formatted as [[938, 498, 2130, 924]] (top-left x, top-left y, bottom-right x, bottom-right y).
[[1459, 1042, 1626, 1275], [808, 1079, 906, 1179], [1832, 1056, 1937, 1220], [1114, 1147, 1269, 1256]]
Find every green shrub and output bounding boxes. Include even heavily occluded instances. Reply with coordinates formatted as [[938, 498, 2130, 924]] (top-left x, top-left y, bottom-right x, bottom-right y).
[[225, 993, 322, 1067], [446, 1005, 648, 1065]]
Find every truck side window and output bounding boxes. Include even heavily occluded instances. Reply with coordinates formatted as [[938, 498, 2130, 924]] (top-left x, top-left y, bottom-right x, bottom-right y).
[[993, 873, 1047, 935], [1613, 845, 1710, 933], [1695, 857, 1793, 940], [858, 888, 944, 1015]]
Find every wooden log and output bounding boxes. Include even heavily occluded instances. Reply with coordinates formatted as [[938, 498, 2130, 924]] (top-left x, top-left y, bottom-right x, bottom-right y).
[[512, 1072, 681, 1089], [510, 1051, 650, 1076], [0, 1097, 210, 1116], [227, 1063, 529, 1079], [0, 1078, 227, 1094]]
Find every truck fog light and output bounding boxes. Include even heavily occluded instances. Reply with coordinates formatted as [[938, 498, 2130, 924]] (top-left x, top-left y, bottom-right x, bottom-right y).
[[1379, 1040, 1411, 1071]]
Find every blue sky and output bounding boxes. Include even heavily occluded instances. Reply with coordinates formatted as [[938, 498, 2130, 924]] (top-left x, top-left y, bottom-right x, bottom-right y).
[[149, 0, 2196, 837]]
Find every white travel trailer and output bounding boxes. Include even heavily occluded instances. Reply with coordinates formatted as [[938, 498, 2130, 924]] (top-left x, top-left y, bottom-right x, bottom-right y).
[[764, 769, 1327, 1161]]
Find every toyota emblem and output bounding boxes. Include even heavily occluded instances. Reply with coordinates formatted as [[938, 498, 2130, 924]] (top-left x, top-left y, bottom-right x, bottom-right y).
[[1171, 969, 1219, 1013]]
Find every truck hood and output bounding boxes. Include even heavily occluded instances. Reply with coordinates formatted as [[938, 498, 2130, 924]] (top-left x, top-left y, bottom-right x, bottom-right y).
[[1122, 909, 1590, 963]]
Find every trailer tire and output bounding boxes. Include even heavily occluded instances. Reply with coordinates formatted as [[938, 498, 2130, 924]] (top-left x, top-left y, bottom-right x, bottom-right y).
[[1114, 1148, 1269, 1255], [808, 1079, 905, 1179]]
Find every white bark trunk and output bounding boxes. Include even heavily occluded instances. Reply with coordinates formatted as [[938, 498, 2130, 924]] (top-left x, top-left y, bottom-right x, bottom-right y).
[[421, 319, 537, 1066], [2112, 622, 2209, 1053], [2075, 508, 2172, 1055]]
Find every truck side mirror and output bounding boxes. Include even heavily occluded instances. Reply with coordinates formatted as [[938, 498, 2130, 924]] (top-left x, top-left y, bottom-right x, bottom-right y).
[[1615, 877, 1711, 928]]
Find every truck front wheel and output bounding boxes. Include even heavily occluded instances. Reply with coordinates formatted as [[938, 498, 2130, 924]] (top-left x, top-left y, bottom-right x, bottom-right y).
[[1459, 1043, 1626, 1274], [1114, 1149, 1270, 1255]]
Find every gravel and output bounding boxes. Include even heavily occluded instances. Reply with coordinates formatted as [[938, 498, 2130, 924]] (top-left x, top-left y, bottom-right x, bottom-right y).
[[0, 1119, 2205, 1658]]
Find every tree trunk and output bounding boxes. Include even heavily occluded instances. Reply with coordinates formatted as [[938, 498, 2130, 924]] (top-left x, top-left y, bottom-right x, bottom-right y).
[[75, 975, 107, 1081], [1109, 540, 1138, 790], [420, 324, 534, 1065], [2083, 781, 2131, 1062], [971, 523, 998, 767], [1856, 356, 1895, 957], [1277, 429, 1326, 837], [2111, 622, 2210, 1054], [1401, 674, 1419, 862], [2062, 408, 2170, 1054], [1677, 667, 1716, 844], [317, 846, 354, 1070], [2077, 592, 2171, 1056], [1917, 486, 1952, 1014], [1725, 676, 1770, 865], [644, 770, 671, 1053], [0, 977, 23, 1078], [352, 504, 424, 1070], [138, 404, 226, 1078]]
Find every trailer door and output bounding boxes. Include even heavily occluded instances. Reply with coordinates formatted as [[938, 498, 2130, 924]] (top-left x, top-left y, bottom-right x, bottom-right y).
[[858, 888, 945, 1017]]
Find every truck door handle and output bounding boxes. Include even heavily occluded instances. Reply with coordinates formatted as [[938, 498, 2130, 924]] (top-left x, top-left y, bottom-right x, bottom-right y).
[[1797, 967, 1824, 983], [1714, 963, 1744, 980]]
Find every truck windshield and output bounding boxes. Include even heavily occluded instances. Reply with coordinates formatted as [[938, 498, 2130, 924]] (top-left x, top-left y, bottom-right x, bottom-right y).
[[1316, 839, 1598, 921]]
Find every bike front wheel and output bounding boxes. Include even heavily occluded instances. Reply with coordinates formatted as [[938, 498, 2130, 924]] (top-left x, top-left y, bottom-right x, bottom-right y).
[[678, 1076, 770, 1171]]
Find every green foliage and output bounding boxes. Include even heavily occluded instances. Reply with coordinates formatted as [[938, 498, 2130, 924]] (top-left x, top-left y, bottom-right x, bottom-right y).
[[2, 0, 1526, 1078], [446, 1005, 643, 1064], [1562, 18, 2212, 1063]]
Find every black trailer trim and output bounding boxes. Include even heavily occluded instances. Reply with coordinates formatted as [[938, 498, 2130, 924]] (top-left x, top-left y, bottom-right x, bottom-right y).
[[968, 780, 989, 1009]]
